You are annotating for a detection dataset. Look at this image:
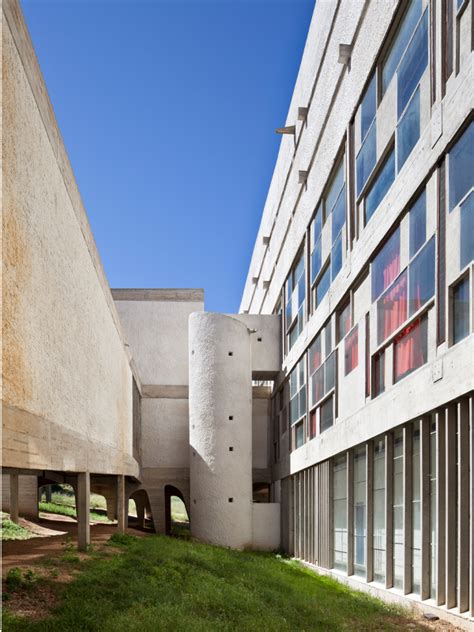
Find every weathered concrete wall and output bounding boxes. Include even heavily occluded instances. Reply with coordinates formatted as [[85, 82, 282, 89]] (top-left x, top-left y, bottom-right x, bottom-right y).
[[189, 312, 253, 549], [2, 0, 137, 476], [252, 503, 280, 551], [1, 474, 38, 519]]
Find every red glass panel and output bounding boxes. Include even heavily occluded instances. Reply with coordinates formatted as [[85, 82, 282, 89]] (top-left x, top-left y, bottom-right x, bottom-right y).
[[310, 410, 317, 439], [377, 271, 408, 344], [394, 317, 427, 381], [344, 326, 359, 375]]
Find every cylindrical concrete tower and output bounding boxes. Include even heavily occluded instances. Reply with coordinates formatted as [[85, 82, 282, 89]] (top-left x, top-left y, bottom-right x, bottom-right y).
[[189, 312, 253, 549]]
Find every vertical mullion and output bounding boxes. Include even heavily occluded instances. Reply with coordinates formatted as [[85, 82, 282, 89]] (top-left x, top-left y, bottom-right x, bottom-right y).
[[385, 432, 394, 589], [420, 416, 431, 600], [445, 404, 457, 609], [458, 399, 469, 612]]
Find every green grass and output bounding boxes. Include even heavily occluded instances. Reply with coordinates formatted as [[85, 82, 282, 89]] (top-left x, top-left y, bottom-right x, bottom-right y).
[[39, 502, 112, 523], [0, 513, 34, 541], [2, 534, 424, 631]]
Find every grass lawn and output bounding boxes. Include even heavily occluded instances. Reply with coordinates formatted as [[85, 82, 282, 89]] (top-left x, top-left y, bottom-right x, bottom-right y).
[[38, 501, 113, 524], [2, 534, 433, 631], [0, 514, 33, 541]]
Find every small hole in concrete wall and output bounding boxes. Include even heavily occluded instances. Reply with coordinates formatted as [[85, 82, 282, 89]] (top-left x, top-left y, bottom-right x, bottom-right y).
[[228, 498, 233, 503], [228, 351, 233, 356], [229, 415, 233, 420], [192, 425, 195, 429], [191, 350, 194, 355], [257, 337, 262, 342], [229, 446, 233, 452], [193, 499, 196, 504], [193, 451, 196, 456]]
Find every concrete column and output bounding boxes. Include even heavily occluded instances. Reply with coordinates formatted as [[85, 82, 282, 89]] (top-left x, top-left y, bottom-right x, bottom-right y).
[[469, 395, 474, 619], [436, 410, 446, 606], [313, 466, 319, 564], [189, 313, 253, 549], [385, 432, 394, 589], [116, 475, 126, 533], [76, 472, 90, 551], [135, 496, 146, 529], [457, 399, 469, 613], [420, 416, 431, 601], [403, 425, 412, 595], [10, 473, 19, 524]]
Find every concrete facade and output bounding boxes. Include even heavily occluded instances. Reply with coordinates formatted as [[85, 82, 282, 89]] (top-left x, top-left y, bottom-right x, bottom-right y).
[[2, 0, 474, 626]]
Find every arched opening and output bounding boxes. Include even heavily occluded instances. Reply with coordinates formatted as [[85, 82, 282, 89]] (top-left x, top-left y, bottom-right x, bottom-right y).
[[164, 485, 189, 538], [128, 489, 154, 531]]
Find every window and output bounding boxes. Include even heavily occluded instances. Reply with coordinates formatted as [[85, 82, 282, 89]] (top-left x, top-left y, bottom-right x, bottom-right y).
[[309, 410, 317, 439], [357, 124, 377, 196], [382, 0, 423, 95], [344, 326, 358, 375], [397, 88, 420, 170], [325, 159, 344, 219], [373, 438, 386, 583], [452, 276, 470, 344], [331, 232, 343, 279], [429, 417, 437, 599], [286, 250, 306, 349], [361, 73, 376, 140], [354, 446, 367, 577], [409, 237, 435, 315], [373, 351, 385, 397], [290, 358, 306, 426], [309, 322, 335, 409], [372, 229, 401, 301], [311, 205, 323, 282], [393, 429, 404, 589], [320, 396, 334, 433], [397, 11, 428, 116], [333, 455, 348, 571], [449, 121, 474, 211], [337, 301, 351, 342], [412, 421, 421, 595], [295, 421, 305, 449], [365, 148, 395, 223], [409, 190, 426, 257], [460, 192, 474, 269], [316, 263, 331, 306], [393, 316, 428, 382], [377, 271, 408, 345]]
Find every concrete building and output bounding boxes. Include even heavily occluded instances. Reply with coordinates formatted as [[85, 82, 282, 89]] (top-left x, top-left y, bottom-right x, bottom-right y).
[[2, 0, 473, 627]]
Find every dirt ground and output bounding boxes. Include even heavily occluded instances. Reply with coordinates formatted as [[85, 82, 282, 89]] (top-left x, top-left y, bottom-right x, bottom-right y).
[[2, 513, 148, 576]]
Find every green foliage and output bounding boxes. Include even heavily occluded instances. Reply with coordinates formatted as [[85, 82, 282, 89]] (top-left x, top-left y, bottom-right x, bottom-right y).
[[0, 514, 33, 541], [5, 567, 39, 592], [39, 501, 112, 523], [3, 535, 423, 631], [107, 532, 138, 547]]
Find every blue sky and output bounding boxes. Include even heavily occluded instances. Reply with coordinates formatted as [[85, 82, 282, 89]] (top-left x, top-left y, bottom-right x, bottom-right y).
[[22, 0, 315, 312]]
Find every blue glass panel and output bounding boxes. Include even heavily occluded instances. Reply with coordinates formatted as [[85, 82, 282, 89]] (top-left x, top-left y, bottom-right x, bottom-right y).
[[397, 11, 428, 116], [453, 277, 470, 344], [316, 265, 331, 305], [326, 159, 344, 215], [298, 277, 305, 307], [356, 122, 376, 195], [312, 238, 322, 282], [372, 228, 400, 301], [313, 204, 322, 244], [409, 237, 435, 315], [331, 233, 342, 280], [365, 149, 395, 223], [361, 74, 376, 140], [409, 189, 426, 257], [449, 121, 474, 211], [382, 0, 422, 93], [397, 88, 420, 170], [460, 191, 474, 268], [332, 186, 346, 241]]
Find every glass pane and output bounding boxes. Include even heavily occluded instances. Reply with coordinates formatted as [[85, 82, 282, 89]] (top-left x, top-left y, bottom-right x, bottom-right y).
[[373, 439, 386, 583], [313, 204, 322, 244], [393, 430, 404, 590], [295, 421, 305, 448], [397, 11, 428, 116], [338, 302, 351, 341], [397, 87, 420, 171], [332, 186, 346, 241], [449, 121, 474, 210], [460, 191, 474, 268], [409, 189, 426, 257], [354, 447, 367, 577], [312, 364, 325, 406], [409, 236, 435, 315], [331, 233, 343, 280], [382, 0, 422, 94], [377, 270, 408, 344], [372, 228, 401, 301], [326, 159, 345, 215], [394, 316, 428, 381], [361, 73, 376, 140], [373, 351, 385, 397], [312, 238, 322, 282], [316, 265, 331, 306], [365, 149, 395, 223], [309, 334, 322, 374], [357, 122, 376, 195], [320, 397, 333, 432], [325, 351, 336, 393], [453, 277, 470, 344], [344, 326, 358, 375]]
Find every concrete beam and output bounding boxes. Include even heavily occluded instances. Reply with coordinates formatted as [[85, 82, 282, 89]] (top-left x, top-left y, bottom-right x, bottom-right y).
[[76, 472, 90, 551]]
